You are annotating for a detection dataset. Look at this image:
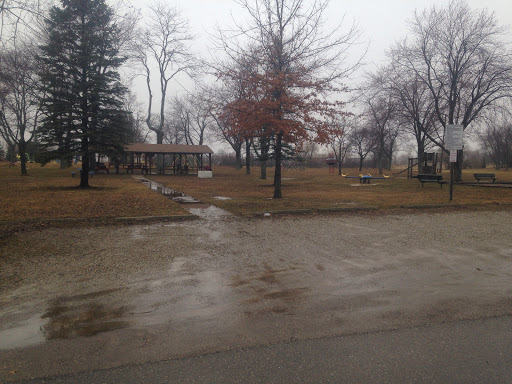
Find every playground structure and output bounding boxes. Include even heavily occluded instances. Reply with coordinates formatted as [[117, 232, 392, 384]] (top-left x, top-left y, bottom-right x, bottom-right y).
[[403, 152, 439, 179], [345, 174, 390, 184], [325, 156, 338, 173]]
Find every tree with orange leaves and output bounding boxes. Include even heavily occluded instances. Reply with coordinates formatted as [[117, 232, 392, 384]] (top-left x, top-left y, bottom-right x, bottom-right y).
[[214, 0, 363, 198]]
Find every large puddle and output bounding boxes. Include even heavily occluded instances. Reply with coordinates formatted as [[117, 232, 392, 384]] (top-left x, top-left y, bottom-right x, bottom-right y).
[[0, 311, 45, 350], [0, 290, 129, 350]]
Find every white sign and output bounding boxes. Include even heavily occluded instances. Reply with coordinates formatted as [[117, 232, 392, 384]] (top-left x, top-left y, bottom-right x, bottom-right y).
[[445, 124, 464, 150], [450, 149, 457, 163]]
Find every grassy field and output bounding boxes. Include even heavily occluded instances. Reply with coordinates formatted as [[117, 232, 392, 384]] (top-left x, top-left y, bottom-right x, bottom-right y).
[[0, 161, 188, 222], [1, 161, 511, 223], [149, 166, 512, 215]]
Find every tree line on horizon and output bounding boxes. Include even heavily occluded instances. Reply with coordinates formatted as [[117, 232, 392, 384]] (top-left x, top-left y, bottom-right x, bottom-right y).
[[0, 0, 511, 194]]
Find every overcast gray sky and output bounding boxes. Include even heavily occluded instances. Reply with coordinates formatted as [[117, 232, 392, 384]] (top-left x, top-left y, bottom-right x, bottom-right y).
[[167, 0, 512, 66], [128, 0, 512, 150], [129, 0, 512, 93]]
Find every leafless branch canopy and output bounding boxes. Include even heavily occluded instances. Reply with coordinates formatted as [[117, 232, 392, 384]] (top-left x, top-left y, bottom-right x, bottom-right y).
[[130, 0, 196, 143], [392, 0, 512, 130], [213, 0, 364, 90]]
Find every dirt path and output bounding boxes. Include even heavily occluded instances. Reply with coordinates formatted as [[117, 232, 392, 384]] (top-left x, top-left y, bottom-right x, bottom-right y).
[[1, 210, 512, 381]]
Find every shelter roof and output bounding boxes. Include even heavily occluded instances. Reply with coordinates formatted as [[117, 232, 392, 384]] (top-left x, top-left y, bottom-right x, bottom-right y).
[[125, 143, 214, 155]]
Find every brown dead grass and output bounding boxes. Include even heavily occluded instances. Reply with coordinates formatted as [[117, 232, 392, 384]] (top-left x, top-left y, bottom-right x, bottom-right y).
[[2, 162, 511, 223], [0, 162, 187, 222], [149, 166, 512, 215]]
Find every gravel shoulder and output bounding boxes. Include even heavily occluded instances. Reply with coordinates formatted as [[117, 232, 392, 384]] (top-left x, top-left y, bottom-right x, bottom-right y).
[[1, 210, 512, 381]]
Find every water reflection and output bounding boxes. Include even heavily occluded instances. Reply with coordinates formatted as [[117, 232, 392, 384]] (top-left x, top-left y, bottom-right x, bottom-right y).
[[0, 313, 45, 350], [41, 302, 128, 340], [139, 178, 232, 219]]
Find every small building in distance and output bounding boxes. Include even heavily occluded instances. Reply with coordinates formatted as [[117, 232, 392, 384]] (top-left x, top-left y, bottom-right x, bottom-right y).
[[122, 143, 214, 175]]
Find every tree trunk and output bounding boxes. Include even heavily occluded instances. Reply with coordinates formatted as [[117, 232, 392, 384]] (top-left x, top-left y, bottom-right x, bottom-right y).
[[454, 149, 463, 182], [257, 137, 270, 180], [378, 147, 383, 175], [156, 130, 164, 174], [338, 142, 342, 175], [235, 148, 242, 170], [19, 140, 28, 176], [417, 141, 424, 174], [387, 143, 393, 171], [80, 137, 90, 188], [359, 156, 363, 171], [260, 160, 267, 179], [245, 139, 251, 175], [273, 132, 283, 198], [7, 143, 16, 163]]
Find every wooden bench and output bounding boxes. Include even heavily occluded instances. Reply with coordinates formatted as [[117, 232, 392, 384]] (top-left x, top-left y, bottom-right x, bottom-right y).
[[414, 174, 447, 188], [474, 173, 496, 183]]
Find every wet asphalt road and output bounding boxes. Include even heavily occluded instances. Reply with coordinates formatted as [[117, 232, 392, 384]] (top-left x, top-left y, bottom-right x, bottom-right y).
[[15, 315, 512, 383], [1, 209, 512, 382]]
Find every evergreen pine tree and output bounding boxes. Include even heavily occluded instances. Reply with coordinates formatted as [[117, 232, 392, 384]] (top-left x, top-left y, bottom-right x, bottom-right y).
[[38, 0, 127, 187]]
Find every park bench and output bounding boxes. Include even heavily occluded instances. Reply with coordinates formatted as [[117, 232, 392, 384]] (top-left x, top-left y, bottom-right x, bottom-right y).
[[473, 173, 496, 183], [414, 174, 447, 188]]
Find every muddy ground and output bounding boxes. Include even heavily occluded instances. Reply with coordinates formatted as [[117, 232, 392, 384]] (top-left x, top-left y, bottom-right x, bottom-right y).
[[1, 210, 512, 381]]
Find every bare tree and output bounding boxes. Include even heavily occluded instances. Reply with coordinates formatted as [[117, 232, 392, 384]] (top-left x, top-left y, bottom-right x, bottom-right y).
[[350, 121, 376, 172], [360, 84, 401, 174], [131, 1, 195, 145], [165, 95, 190, 144], [392, 0, 512, 180], [0, 0, 47, 41], [166, 90, 213, 145], [374, 63, 440, 173], [329, 116, 352, 175], [210, 111, 244, 169], [480, 109, 512, 170], [302, 141, 318, 168], [207, 84, 245, 169], [0, 38, 40, 175], [122, 88, 149, 144], [182, 93, 212, 146]]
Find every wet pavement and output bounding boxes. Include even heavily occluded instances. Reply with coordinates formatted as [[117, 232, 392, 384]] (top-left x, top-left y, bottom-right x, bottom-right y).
[[1, 209, 512, 381], [11, 316, 512, 383]]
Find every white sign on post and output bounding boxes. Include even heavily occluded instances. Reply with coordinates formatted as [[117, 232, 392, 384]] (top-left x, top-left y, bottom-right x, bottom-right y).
[[450, 149, 457, 163], [445, 124, 464, 150]]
